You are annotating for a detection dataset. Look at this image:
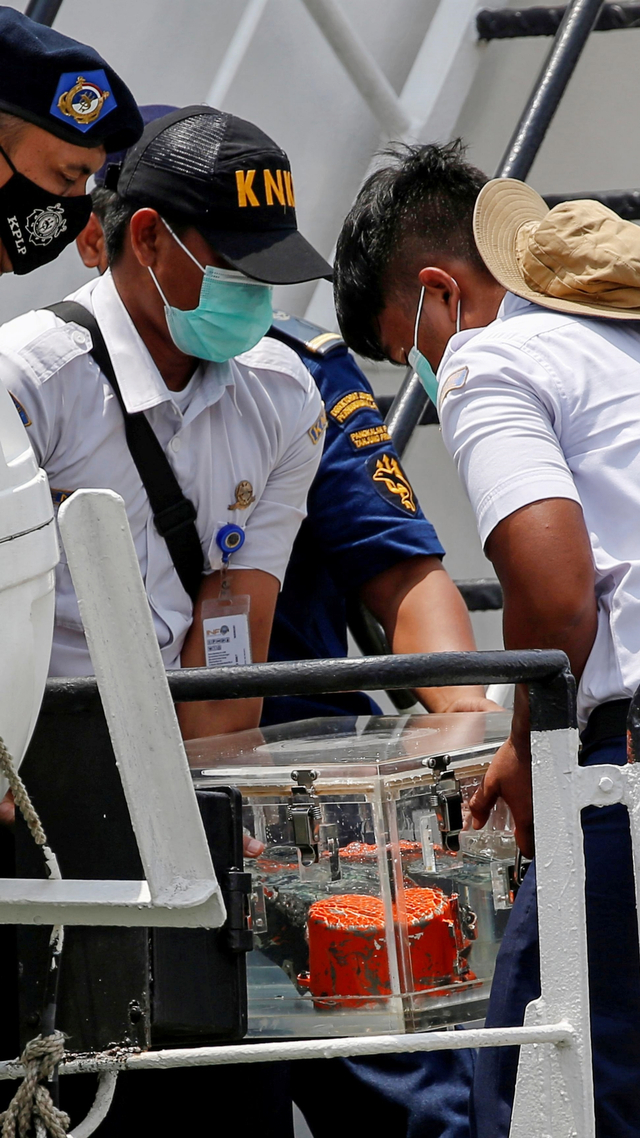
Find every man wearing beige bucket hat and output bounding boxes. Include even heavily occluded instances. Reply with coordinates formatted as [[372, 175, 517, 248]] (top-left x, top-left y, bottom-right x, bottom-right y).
[[334, 141, 640, 1137]]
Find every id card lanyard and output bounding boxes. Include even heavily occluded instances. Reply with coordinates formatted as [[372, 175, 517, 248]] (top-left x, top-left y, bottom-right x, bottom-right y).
[[202, 524, 252, 667]]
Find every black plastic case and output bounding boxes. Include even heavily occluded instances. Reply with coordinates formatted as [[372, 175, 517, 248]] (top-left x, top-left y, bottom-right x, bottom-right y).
[[15, 704, 249, 1053]]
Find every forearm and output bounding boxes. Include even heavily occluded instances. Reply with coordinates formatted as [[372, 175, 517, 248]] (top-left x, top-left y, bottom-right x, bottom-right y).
[[504, 596, 596, 755], [177, 568, 278, 740], [177, 693, 263, 741], [469, 499, 597, 856], [361, 556, 492, 713], [488, 499, 598, 754]]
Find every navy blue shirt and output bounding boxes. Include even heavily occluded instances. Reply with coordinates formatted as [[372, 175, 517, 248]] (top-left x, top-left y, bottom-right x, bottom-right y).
[[261, 326, 444, 726]]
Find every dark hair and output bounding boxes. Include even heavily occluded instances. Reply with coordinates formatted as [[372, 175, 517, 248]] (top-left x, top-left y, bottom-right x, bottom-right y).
[[94, 187, 189, 266], [90, 184, 117, 223], [93, 189, 136, 264], [333, 140, 489, 360]]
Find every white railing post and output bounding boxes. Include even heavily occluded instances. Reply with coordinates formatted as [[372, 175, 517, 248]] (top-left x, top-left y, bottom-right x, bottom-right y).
[[0, 490, 225, 928], [510, 725, 595, 1137]]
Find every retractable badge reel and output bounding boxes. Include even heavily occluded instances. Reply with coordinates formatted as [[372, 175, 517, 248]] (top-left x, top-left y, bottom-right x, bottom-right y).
[[201, 524, 252, 667]]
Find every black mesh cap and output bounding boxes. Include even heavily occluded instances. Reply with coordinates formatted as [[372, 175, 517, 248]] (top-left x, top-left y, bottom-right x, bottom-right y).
[[112, 105, 332, 284]]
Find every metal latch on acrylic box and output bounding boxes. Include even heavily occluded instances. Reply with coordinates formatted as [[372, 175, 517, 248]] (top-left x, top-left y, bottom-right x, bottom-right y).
[[288, 769, 323, 866], [424, 754, 464, 852]]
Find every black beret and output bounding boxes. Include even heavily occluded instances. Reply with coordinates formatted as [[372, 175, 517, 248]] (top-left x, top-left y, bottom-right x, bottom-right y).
[[0, 6, 143, 150]]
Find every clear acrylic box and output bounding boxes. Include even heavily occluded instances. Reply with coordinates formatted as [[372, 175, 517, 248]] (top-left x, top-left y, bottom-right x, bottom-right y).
[[186, 712, 514, 1039]]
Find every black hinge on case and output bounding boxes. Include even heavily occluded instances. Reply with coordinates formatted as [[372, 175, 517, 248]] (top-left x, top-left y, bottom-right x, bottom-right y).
[[223, 869, 253, 953]]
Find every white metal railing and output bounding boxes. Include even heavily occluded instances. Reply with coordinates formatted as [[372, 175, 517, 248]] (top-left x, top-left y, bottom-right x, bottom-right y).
[[0, 1023, 575, 1078], [0, 490, 225, 929]]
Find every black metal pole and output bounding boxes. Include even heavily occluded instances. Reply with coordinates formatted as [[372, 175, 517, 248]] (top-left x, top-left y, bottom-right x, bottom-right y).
[[351, 365, 432, 680], [455, 580, 503, 611], [477, 2, 640, 41], [544, 187, 640, 219], [384, 366, 431, 457], [42, 648, 571, 708], [496, 0, 605, 180], [24, 0, 64, 26]]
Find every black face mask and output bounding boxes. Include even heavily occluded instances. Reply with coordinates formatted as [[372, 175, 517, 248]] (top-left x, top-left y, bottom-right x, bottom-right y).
[[0, 144, 92, 275]]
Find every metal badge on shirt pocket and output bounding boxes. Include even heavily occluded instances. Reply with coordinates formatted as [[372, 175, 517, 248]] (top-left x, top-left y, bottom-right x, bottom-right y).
[[228, 480, 256, 510], [366, 452, 417, 514]]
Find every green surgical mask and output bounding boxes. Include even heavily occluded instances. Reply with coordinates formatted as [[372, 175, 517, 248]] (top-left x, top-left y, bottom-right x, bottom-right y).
[[149, 221, 273, 362], [408, 282, 461, 406]]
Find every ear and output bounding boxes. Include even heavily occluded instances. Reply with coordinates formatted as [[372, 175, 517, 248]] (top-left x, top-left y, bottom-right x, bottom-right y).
[[417, 266, 460, 322], [128, 208, 167, 269], [75, 212, 106, 272]]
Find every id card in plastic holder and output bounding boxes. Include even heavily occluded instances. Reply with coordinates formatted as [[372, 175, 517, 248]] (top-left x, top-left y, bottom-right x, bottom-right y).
[[202, 595, 252, 667]]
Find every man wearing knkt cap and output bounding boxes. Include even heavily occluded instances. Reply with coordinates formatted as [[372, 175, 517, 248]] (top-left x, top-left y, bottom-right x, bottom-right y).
[[333, 140, 640, 1136], [0, 5, 141, 281], [0, 105, 331, 744]]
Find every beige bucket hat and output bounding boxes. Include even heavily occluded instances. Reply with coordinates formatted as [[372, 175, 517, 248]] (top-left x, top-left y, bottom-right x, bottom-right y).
[[473, 178, 640, 320]]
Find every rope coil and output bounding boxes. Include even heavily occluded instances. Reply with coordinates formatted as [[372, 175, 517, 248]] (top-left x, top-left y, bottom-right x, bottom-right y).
[[0, 736, 68, 1137], [0, 1033, 69, 1138]]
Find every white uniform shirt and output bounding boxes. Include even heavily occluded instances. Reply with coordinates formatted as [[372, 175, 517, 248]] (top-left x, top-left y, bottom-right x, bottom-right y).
[[0, 272, 324, 676], [438, 291, 640, 728]]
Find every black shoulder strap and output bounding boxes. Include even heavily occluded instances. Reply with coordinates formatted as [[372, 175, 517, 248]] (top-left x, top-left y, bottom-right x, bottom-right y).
[[47, 301, 204, 605]]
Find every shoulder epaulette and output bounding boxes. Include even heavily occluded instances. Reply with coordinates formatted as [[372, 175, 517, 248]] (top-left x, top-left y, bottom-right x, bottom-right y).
[[269, 311, 346, 357]]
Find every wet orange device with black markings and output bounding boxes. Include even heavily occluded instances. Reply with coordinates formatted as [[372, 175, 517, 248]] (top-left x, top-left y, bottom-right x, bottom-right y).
[[306, 887, 473, 1008]]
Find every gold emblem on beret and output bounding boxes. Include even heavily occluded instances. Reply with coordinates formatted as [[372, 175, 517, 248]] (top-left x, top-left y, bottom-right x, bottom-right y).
[[57, 76, 110, 126], [228, 480, 256, 510]]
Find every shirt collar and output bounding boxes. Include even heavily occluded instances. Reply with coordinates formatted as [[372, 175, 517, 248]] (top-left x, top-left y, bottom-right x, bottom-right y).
[[497, 291, 534, 319], [436, 291, 533, 379], [74, 271, 235, 415]]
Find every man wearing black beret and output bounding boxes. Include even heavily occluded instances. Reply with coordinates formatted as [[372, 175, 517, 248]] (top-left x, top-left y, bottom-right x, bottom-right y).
[[0, 5, 142, 278], [0, 2, 141, 1104]]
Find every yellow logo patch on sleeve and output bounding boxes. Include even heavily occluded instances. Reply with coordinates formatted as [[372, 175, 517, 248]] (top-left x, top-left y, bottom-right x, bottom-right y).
[[349, 424, 391, 450], [329, 391, 378, 424], [367, 452, 417, 514], [308, 409, 328, 445]]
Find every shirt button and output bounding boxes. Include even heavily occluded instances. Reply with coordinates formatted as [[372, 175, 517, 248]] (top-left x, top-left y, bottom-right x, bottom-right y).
[[170, 436, 182, 453], [72, 330, 86, 345]]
